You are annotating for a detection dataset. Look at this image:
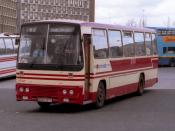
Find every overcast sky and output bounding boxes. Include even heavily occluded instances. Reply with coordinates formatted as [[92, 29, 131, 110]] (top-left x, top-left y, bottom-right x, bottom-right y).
[[95, 0, 175, 27]]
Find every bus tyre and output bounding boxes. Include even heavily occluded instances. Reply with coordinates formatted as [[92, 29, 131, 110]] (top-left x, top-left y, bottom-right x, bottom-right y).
[[95, 82, 106, 109], [169, 60, 175, 67], [38, 102, 51, 109], [136, 75, 145, 96]]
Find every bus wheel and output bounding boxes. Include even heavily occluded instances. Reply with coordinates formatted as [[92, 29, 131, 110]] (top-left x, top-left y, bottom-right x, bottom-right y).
[[38, 102, 51, 109], [95, 82, 106, 108], [136, 75, 145, 96], [169, 60, 175, 67]]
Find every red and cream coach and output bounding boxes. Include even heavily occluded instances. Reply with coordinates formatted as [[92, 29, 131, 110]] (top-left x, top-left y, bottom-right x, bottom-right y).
[[0, 33, 18, 79], [16, 20, 158, 108]]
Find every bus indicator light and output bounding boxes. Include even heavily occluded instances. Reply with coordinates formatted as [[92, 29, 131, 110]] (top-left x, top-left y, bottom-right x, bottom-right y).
[[25, 88, 30, 93], [19, 87, 24, 92], [69, 90, 74, 95], [63, 98, 69, 103], [22, 96, 28, 100], [63, 90, 67, 95]]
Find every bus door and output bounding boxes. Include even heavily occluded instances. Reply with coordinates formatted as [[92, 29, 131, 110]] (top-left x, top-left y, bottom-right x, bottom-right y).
[[84, 34, 91, 100]]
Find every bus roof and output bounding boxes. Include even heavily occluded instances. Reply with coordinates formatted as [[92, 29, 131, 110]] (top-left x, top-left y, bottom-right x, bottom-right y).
[[149, 27, 175, 30], [0, 33, 19, 38], [22, 19, 155, 33]]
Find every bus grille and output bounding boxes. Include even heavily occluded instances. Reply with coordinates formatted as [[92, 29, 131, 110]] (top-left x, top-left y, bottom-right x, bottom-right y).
[[29, 86, 60, 97]]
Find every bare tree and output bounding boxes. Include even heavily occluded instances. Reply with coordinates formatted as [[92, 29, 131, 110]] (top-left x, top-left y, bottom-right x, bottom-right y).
[[126, 19, 137, 27]]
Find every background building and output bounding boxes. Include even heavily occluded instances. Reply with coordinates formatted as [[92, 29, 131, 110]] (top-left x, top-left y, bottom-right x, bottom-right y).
[[0, 0, 17, 33], [17, 0, 95, 32]]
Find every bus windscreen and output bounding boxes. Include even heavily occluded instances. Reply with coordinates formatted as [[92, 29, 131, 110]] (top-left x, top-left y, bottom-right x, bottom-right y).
[[18, 23, 83, 71]]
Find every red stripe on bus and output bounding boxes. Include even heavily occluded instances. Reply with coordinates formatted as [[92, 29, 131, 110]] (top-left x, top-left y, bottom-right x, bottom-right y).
[[16, 73, 85, 77], [16, 76, 85, 81], [110, 57, 157, 72], [0, 57, 16, 62], [16, 67, 155, 80], [90, 68, 154, 79], [16, 68, 157, 82], [0, 69, 16, 75], [16, 66, 156, 78]]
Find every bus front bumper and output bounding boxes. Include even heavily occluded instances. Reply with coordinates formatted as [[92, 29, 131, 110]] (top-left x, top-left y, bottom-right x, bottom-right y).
[[16, 84, 85, 105]]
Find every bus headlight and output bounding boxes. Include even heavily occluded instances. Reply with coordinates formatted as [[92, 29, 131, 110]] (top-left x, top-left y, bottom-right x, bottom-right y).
[[63, 89, 67, 95], [19, 87, 24, 92], [69, 90, 74, 95], [25, 88, 30, 92]]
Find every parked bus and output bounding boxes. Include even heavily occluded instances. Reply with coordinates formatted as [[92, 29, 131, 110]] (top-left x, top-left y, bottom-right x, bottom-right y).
[[150, 27, 175, 67], [0, 33, 19, 79], [16, 20, 158, 108]]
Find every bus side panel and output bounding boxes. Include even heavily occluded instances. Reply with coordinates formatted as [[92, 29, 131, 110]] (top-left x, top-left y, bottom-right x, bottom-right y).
[[0, 56, 16, 79], [89, 56, 158, 101], [108, 73, 139, 98], [159, 57, 170, 66]]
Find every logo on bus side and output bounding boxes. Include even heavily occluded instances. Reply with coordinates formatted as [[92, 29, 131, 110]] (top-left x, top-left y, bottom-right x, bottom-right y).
[[163, 36, 175, 42], [96, 64, 110, 69]]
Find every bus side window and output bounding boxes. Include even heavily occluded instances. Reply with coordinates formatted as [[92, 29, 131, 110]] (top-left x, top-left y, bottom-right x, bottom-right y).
[[4, 38, 14, 55], [135, 32, 145, 56], [92, 29, 109, 59], [152, 34, 157, 55], [108, 30, 123, 58], [0, 39, 6, 55], [145, 33, 153, 56], [122, 31, 135, 57], [12, 38, 18, 54]]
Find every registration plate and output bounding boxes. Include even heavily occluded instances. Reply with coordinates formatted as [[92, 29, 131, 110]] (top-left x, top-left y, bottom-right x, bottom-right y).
[[38, 98, 52, 103]]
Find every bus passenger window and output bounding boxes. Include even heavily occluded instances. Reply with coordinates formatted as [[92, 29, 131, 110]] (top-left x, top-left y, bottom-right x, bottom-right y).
[[163, 47, 167, 54], [163, 47, 175, 54], [4, 38, 14, 55], [135, 32, 145, 56], [12, 38, 18, 53], [152, 34, 157, 55], [108, 30, 123, 58], [0, 39, 6, 55], [92, 29, 108, 59], [122, 31, 135, 57], [145, 33, 153, 56]]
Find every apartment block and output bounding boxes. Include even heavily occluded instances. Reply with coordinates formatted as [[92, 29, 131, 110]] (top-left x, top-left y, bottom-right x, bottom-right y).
[[0, 0, 17, 33], [17, 0, 95, 32]]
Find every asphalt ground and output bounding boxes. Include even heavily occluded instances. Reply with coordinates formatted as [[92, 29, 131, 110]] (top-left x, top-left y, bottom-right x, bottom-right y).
[[0, 67, 175, 131]]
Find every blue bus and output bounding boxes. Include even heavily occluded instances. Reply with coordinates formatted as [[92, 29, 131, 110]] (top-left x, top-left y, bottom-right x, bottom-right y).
[[150, 27, 175, 67]]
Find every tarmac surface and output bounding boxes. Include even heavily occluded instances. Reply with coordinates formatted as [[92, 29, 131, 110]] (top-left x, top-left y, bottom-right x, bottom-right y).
[[0, 67, 175, 131]]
